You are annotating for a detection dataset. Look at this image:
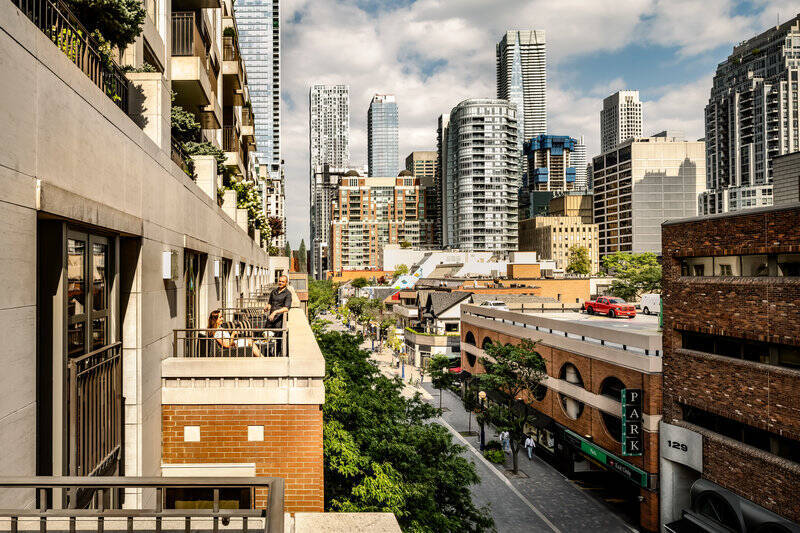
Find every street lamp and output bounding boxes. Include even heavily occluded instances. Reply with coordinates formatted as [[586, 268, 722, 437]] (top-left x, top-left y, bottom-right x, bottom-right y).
[[478, 390, 487, 451]]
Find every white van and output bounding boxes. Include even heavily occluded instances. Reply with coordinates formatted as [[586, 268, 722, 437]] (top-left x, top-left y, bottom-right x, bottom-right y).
[[639, 294, 661, 315]]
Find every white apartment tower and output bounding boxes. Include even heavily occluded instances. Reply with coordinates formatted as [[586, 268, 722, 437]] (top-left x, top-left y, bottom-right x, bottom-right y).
[[600, 90, 642, 153], [442, 99, 521, 251], [309, 84, 350, 278], [573, 136, 588, 190], [496, 30, 546, 142]]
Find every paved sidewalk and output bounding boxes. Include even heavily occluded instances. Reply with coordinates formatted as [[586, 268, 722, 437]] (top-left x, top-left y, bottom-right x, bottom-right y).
[[423, 383, 635, 533]]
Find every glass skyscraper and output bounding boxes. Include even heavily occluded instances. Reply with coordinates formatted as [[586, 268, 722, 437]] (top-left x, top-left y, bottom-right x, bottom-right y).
[[235, 0, 280, 169], [367, 94, 399, 177]]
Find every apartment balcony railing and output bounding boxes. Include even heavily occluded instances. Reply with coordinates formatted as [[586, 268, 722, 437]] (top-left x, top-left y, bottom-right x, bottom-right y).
[[170, 137, 192, 177], [67, 342, 123, 479], [0, 476, 284, 532], [171, 11, 206, 58], [223, 125, 238, 152], [242, 107, 254, 127], [11, 0, 128, 112], [173, 326, 288, 358], [223, 35, 238, 61]]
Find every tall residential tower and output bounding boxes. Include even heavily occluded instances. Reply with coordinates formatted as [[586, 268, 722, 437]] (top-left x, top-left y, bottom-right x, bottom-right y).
[[367, 94, 399, 177], [700, 15, 800, 215], [600, 90, 642, 153], [441, 99, 521, 251], [309, 84, 350, 278], [496, 30, 547, 142]]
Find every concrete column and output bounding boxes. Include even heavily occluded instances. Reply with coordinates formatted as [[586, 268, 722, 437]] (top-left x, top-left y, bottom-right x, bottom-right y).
[[191, 155, 217, 203], [254, 229, 261, 248], [126, 72, 170, 150], [236, 208, 248, 231], [222, 190, 237, 221]]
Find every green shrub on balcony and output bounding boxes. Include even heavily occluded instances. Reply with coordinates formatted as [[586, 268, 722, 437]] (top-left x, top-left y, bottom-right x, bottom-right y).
[[65, 0, 145, 49], [184, 141, 226, 175], [223, 26, 236, 37], [230, 180, 267, 232]]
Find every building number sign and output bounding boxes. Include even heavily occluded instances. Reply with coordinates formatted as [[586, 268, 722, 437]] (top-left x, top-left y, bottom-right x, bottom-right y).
[[621, 388, 643, 456]]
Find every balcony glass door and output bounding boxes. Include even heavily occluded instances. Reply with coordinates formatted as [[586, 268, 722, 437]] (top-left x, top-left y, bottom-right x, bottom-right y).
[[185, 251, 201, 329], [67, 232, 110, 356]]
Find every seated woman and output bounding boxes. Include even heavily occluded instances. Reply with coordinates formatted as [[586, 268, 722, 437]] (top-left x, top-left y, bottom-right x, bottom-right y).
[[207, 309, 262, 357]]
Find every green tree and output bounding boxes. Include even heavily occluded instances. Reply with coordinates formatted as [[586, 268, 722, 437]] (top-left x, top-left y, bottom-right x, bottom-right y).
[[66, 0, 145, 48], [394, 264, 409, 276], [170, 92, 200, 144], [283, 241, 292, 258], [399, 240, 412, 249], [478, 339, 547, 474], [602, 252, 662, 301], [317, 331, 493, 532], [566, 245, 592, 275], [308, 280, 336, 319], [267, 217, 284, 243], [351, 277, 369, 289], [298, 240, 308, 273], [429, 354, 455, 410]]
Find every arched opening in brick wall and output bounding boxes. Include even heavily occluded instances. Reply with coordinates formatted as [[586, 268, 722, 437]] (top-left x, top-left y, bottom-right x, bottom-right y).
[[599, 376, 625, 442]]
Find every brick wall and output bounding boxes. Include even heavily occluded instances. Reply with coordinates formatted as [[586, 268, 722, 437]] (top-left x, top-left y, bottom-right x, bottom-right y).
[[162, 404, 323, 512], [661, 206, 800, 523]]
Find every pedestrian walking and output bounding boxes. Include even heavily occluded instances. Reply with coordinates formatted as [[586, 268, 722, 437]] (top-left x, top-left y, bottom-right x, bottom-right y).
[[525, 434, 536, 460], [500, 430, 511, 453]]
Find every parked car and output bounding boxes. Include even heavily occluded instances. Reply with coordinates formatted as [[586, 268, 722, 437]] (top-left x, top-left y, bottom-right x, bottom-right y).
[[479, 300, 509, 311], [639, 294, 661, 316], [583, 296, 636, 318]]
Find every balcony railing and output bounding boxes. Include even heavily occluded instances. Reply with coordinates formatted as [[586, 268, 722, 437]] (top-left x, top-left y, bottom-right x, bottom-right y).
[[171, 11, 205, 58], [0, 476, 284, 532], [170, 137, 192, 177], [242, 107, 254, 127], [223, 35, 238, 61], [67, 342, 123, 479], [11, 0, 128, 112], [173, 322, 288, 358], [223, 126, 238, 152]]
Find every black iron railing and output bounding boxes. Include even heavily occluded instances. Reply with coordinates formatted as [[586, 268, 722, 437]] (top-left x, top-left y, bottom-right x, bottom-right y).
[[171, 11, 203, 57], [67, 342, 123, 478], [170, 137, 192, 177], [173, 326, 288, 358], [0, 476, 284, 532], [11, 0, 129, 112], [223, 126, 238, 152]]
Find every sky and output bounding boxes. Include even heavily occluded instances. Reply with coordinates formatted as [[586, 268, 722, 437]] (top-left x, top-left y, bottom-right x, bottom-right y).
[[279, 0, 800, 246]]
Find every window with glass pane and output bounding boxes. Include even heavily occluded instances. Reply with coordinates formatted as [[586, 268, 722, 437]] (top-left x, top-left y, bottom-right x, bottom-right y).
[[777, 253, 800, 276], [714, 256, 740, 276], [67, 233, 112, 357], [681, 257, 712, 276], [741, 255, 768, 276], [67, 239, 86, 317]]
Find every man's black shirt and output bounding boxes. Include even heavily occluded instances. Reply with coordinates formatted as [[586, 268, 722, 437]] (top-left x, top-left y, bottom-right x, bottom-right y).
[[268, 287, 292, 312]]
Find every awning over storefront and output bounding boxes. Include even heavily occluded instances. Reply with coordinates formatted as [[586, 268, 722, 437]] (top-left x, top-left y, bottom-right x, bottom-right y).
[[563, 429, 653, 489]]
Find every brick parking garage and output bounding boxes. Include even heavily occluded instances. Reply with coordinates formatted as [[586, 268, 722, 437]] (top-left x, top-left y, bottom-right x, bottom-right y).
[[660, 204, 800, 532], [459, 305, 663, 531]]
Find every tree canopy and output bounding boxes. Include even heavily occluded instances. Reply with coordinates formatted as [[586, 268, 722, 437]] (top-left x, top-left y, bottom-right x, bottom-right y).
[[566, 245, 591, 275], [351, 277, 369, 289], [66, 0, 145, 49], [308, 279, 336, 319], [297, 240, 308, 273], [394, 264, 409, 276], [602, 252, 662, 301], [428, 354, 456, 410], [317, 331, 493, 532], [478, 339, 546, 473]]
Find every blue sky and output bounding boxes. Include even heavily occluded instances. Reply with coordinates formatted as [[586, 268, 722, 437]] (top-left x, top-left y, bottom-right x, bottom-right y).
[[279, 0, 800, 246]]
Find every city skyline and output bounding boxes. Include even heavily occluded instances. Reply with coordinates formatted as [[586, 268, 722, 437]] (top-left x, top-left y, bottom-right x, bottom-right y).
[[282, 1, 800, 245]]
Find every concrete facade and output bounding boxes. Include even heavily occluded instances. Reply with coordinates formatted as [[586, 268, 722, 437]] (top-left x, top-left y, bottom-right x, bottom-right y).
[[772, 151, 800, 206], [592, 133, 705, 258], [600, 90, 642, 154], [0, 2, 285, 507], [518, 216, 600, 274]]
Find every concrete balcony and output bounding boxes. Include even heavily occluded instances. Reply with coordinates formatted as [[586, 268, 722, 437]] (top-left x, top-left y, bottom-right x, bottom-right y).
[[222, 37, 244, 106], [394, 305, 418, 319], [223, 126, 246, 177]]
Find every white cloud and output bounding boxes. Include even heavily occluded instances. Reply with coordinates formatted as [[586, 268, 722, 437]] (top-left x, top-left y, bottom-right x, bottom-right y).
[[278, 0, 791, 245]]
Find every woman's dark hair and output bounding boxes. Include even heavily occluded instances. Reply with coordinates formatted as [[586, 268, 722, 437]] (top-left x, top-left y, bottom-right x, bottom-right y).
[[208, 309, 222, 329]]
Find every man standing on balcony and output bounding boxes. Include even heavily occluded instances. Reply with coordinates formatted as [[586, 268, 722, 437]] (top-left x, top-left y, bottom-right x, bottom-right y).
[[265, 275, 292, 355]]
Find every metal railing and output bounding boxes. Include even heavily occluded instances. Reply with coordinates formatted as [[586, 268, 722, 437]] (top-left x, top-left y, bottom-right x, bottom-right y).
[[170, 137, 192, 177], [223, 126, 238, 152], [0, 476, 283, 532], [222, 35, 238, 61], [173, 326, 288, 358], [67, 342, 123, 479], [171, 11, 205, 58], [11, 0, 129, 112], [241, 107, 254, 127]]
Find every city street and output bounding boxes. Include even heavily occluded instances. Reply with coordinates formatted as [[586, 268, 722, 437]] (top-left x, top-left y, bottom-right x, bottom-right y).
[[321, 313, 635, 532]]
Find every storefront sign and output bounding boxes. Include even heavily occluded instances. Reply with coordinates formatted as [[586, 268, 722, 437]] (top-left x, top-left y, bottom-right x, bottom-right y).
[[564, 430, 649, 488], [621, 388, 643, 456], [659, 421, 703, 471]]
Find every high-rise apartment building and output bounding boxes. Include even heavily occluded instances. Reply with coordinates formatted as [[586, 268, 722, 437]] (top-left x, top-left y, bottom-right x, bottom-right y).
[[309, 85, 350, 278], [496, 30, 547, 141], [405, 151, 438, 245], [329, 171, 431, 272], [368, 94, 399, 177], [310, 164, 365, 278], [592, 132, 705, 258], [522, 135, 581, 217], [441, 99, 521, 251], [437, 114, 450, 247], [600, 90, 642, 153], [572, 136, 587, 190], [235, 0, 280, 169], [700, 15, 800, 215], [518, 216, 600, 273]]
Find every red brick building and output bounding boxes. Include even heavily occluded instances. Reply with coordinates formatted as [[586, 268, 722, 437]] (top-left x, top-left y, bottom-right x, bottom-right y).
[[660, 205, 800, 532], [460, 305, 663, 531]]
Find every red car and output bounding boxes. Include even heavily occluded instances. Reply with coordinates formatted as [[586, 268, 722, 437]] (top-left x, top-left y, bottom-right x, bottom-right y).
[[583, 297, 636, 318]]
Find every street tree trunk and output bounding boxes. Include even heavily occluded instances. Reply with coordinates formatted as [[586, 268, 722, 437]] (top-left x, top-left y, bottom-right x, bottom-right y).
[[511, 440, 520, 474], [439, 387, 443, 410]]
